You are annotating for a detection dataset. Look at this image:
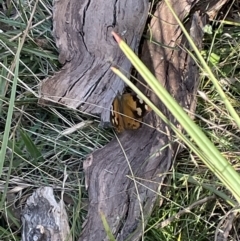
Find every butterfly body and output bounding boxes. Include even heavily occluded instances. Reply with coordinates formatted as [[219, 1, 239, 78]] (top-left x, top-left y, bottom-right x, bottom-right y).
[[110, 93, 150, 133]]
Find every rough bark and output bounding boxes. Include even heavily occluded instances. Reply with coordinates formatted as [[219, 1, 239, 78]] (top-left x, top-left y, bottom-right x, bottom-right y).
[[21, 187, 71, 241], [36, 0, 230, 240], [80, 1, 204, 240], [39, 0, 149, 123]]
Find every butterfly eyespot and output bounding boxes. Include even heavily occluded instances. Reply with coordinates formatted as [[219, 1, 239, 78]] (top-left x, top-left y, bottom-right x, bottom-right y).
[[110, 92, 151, 133]]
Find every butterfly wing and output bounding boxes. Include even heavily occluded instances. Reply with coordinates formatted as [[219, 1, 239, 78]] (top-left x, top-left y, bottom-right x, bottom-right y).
[[110, 93, 150, 133], [122, 93, 143, 130], [124, 94, 150, 118], [110, 95, 125, 133]]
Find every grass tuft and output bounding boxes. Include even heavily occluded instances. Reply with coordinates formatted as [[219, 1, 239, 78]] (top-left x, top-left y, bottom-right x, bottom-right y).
[[1, 1, 240, 241]]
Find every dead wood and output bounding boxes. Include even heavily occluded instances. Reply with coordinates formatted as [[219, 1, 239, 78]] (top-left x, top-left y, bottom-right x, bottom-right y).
[[39, 0, 149, 123], [21, 187, 71, 241], [35, 0, 230, 240], [79, 0, 204, 240]]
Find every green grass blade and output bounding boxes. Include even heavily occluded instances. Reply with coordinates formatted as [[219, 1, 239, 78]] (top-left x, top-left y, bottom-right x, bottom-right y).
[[111, 32, 240, 203], [100, 211, 117, 241], [164, 0, 240, 128], [0, 40, 21, 178], [19, 129, 44, 163]]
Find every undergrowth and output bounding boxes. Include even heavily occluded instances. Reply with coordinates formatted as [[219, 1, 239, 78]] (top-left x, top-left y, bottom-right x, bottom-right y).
[[144, 2, 240, 240], [0, 0, 240, 241]]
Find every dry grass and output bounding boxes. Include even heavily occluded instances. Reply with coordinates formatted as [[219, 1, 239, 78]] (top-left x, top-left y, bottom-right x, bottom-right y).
[[0, 1, 240, 241]]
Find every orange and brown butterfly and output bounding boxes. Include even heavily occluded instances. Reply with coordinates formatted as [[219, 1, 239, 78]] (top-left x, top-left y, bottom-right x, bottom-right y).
[[110, 92, 151, 133]]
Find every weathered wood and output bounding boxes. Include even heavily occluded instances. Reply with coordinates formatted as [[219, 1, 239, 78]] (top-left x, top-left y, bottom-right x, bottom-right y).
[[21, 187, 71, 241], [39, 0, 149, 123], [79, 0, 205, 240], [36, 0, 230, 240]]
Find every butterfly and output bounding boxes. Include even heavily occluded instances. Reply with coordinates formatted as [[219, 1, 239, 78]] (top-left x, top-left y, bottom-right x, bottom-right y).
[[110, 93, 150, 133]]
